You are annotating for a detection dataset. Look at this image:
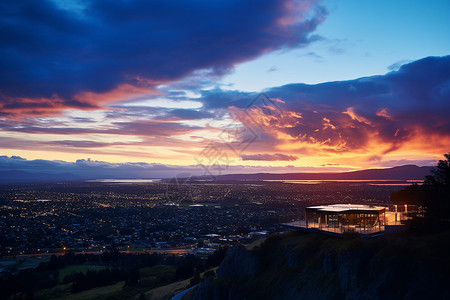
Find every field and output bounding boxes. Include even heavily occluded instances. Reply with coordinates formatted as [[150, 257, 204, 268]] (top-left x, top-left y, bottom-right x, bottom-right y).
[[34, 281, 124, 300], [59, 281, 124, 300], [0, 256, 49, 272], [58, 264, 108, 282]]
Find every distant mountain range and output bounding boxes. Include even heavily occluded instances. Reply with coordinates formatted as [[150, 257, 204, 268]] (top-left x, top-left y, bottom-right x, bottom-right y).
[[0, 165, 433, 183], [205, 165, 433, 181]]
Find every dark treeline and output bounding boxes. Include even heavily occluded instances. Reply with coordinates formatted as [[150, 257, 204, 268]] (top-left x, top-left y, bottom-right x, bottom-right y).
[[70, 268, 125, 293], [36, 251, 165, 272], [0, 247, 228, 300], [391, 153, 450, 230]]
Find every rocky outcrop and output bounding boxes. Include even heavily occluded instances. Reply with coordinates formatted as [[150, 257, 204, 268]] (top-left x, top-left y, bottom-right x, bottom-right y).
[[216, 245, 261, 279], [192, 231, 450, 300]]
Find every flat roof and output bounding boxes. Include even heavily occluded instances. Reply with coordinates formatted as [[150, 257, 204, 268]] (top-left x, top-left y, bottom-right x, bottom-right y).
[[307, 204, 385, 213]]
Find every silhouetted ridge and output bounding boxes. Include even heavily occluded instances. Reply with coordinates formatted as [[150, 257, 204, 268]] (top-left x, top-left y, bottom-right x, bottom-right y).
[[209, 165, 432, 181]]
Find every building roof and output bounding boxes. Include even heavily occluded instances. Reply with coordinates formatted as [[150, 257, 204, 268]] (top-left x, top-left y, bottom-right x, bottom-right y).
[[306, 203, 385, 213]]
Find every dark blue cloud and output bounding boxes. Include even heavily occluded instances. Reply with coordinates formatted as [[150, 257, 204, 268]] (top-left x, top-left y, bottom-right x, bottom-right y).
[[198, 55, 450, 152], [271, 55, 450, 134], [105, 106, 216, 121], [0, 155, 201, 180], [50, 140, 112, 148], [167, 109, 214, 120], [0, 0, 324, 112], [0, 118, 202, 137], [200, 89, 254, 109]]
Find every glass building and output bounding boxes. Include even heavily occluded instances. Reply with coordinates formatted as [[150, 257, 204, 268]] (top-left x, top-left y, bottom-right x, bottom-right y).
[[305, 204, 386, 234]]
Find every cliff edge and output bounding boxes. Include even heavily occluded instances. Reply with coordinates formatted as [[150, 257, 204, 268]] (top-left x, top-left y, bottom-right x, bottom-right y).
[[191, 230, 450, 300]]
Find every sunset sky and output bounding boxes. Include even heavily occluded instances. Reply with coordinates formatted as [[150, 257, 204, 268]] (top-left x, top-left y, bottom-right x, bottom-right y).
[[1, 0, 449, 178]]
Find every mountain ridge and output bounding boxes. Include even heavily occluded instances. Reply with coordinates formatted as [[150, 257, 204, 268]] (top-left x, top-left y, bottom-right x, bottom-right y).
[[205, 165, 432, 181], [0, 164, 433, 183]]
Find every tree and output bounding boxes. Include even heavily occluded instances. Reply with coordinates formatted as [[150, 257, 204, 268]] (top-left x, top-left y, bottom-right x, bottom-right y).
[[424, 153, 450, 186], [391, 152, 450, 228]]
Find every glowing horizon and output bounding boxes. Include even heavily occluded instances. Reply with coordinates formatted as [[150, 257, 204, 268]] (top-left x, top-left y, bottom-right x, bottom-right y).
[[0, 0, 449, 176]]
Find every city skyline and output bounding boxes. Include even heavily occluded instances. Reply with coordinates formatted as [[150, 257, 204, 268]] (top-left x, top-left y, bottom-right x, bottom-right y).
[[1, 0, 449, 176]]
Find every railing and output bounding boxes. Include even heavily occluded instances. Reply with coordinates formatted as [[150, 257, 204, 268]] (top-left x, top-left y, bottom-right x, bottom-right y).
[[284, 220, 385, 235]]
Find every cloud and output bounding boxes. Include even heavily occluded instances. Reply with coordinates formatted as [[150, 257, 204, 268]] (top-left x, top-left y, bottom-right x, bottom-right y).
[[0, 155, 354, 182], [1, 55, 448, 168], [241, 153, 298, 161], [0, 116, 203, 137], [0, 155, 198, 179], [50, 140, 112, 148], [198, 55, 450, 159], [387, 60, 412, 71], [0, 0, 325, 116], [164, 109, 215, 121]]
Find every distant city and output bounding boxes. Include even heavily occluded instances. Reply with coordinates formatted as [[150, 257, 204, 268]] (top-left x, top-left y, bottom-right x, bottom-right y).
[[0, 181, 402, 257]]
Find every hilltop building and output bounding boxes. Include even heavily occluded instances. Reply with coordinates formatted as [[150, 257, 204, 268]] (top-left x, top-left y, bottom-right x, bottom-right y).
[[285, 203, 415, 236]]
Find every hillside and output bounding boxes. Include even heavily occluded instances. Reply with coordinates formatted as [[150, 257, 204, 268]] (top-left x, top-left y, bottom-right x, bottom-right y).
[[190, 230, 450, 299], [0, 163, 432, 183]]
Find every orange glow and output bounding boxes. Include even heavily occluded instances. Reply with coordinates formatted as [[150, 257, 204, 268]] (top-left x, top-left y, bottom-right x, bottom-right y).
[[74, 82, 164, 105], [376, 108, 393, 120], [342, 107, 372, 125], [1, 81, 166, 119], [0, 96, 95, 118], [0, 93, 447, 169], [223, 105, 448, 169]]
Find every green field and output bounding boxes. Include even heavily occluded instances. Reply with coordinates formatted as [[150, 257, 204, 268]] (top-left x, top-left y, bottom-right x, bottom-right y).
[[34, 283, 72, 300], [34, 281, 125, 300], [58, 281, 124, 300], [58, 265, 108, 282], [0, 256, 50, 272]]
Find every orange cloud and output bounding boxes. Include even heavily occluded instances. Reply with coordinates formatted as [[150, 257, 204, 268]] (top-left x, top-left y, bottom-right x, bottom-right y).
[[225, 102, 449, 169], [74, 83, 164, 105], [376, 108, 393, 120], [342, 107, 372, 126], [0, 96, 98, 119], [0, 82, 164, 119]]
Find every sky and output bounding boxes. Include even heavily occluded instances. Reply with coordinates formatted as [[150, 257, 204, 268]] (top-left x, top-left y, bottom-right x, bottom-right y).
[[0, 0, 449, 178]]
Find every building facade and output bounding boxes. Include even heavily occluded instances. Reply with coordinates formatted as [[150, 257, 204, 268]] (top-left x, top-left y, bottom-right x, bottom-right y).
[[305, 204, 386, 234]]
